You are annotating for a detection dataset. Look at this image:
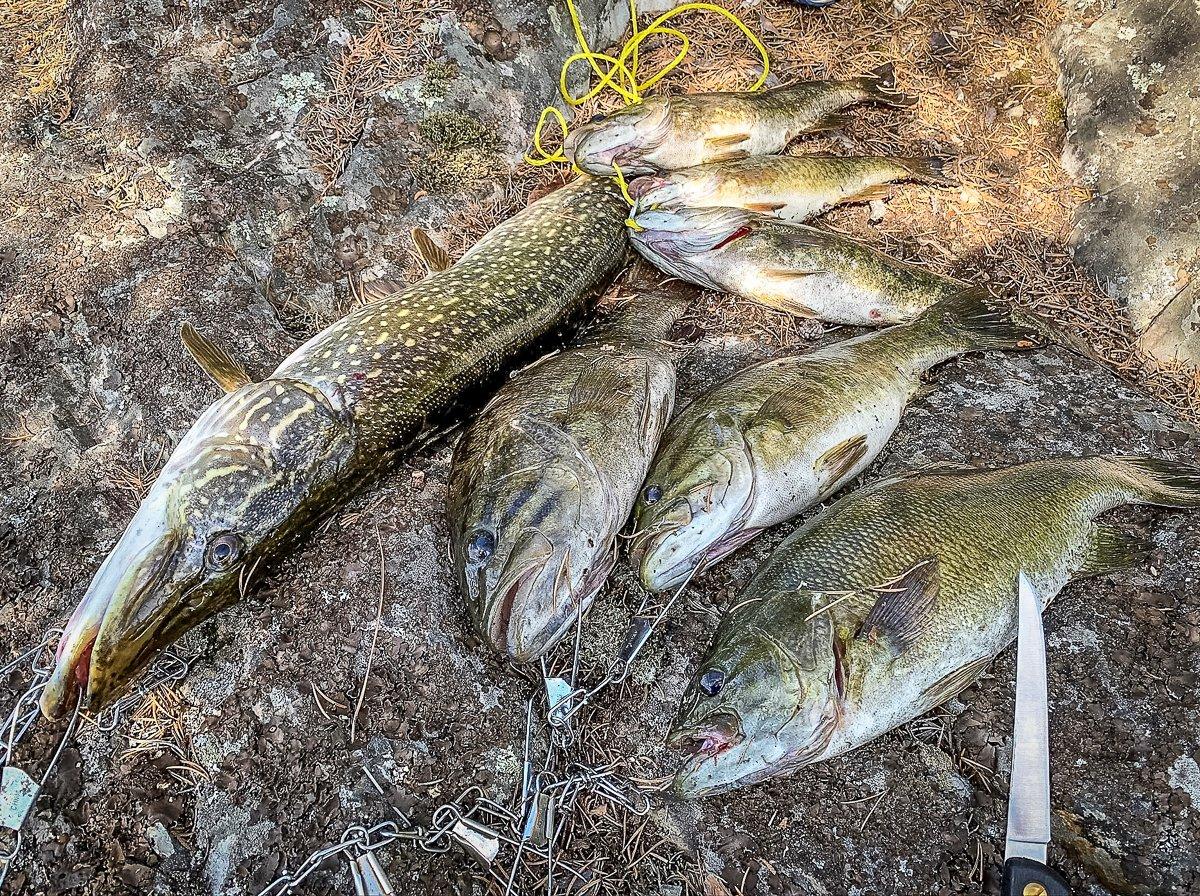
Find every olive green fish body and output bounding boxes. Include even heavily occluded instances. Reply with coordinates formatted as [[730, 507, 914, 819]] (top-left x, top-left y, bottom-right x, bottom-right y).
[[631, 291, 1039, 591], [566, 69, 915, 176], [630, 206, 964, 324], [42, 176, 629, 718], [277, 177, 629, 453], [670, 455, 1200, 796], [447, 277, 691, 660], [630, 155, 953, 222]]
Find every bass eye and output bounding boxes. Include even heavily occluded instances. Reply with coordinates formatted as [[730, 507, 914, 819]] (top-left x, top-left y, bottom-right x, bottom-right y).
[[698, 669, 725, 697], [206, 533, 243, 569], [468, 529, 495, 564], [588, 113, 604, 124], [643, 485, 662, 505]]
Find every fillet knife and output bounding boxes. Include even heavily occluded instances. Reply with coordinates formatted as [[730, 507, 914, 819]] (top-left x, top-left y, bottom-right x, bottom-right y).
[[1002, 572, 1070, 896]]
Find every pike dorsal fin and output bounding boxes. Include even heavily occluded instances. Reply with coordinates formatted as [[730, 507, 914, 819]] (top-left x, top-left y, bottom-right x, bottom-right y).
[[855, 557, 939, 655], [410, 226, 451, 274], [181, 323, 253, 392]]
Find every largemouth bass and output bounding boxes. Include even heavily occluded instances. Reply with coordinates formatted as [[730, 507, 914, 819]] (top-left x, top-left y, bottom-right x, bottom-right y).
[[565, 66, 915, 176], [630, 291, 1041, 592], [41, 176, 629, 718], [629, 154, 954, 223], [669, 456, 1200, 797], [447, 274, 692, 661], [628, 206, 965, 324]]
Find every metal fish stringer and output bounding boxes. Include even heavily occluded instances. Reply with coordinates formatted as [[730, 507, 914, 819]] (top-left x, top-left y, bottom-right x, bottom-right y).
[[1, 630, 192, 887], [1, 629, 75, 889]]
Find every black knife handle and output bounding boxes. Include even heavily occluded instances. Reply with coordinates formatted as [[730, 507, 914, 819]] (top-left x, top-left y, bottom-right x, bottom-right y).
[[1001, 857, 1070, 896]]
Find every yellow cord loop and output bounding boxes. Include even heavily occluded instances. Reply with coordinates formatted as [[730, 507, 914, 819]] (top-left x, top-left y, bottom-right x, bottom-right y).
[[525, 0, 772, 205], [611, 164, 646, 229]]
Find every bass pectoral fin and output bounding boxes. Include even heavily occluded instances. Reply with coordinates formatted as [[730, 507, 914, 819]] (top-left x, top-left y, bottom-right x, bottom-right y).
[[705, 133, 750, 150], [410, 226, 451, 274], [855, 557, 939, 655], [763, 267, 824, 283], [180, 323, 253, 392], [757, 271, 823, 318], [814, 433, 870, 484]]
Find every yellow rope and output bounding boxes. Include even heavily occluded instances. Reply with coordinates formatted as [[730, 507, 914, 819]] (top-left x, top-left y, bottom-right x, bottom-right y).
[[524, 0, 772, 198]]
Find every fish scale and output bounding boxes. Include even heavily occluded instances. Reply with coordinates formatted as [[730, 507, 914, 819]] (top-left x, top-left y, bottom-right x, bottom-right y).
[[670, 455, 1200, 797], [41, 175, 629, 718], [447, 276, 692, 661]]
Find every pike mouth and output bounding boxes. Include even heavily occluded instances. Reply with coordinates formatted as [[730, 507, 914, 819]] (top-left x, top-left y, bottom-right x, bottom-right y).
[[41, 525, 184, 719]]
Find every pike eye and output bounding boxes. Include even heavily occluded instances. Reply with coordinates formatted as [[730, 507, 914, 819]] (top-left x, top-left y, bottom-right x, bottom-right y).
[[643, 485, 662, 505], [206, 534, 243, 569], [468, 529, 495, 564], [698, 669, 725, 697]]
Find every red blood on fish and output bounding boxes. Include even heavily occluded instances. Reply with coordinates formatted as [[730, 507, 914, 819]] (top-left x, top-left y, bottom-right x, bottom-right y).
[[712, 226, 752, 251], [74, 640, 94, 686]]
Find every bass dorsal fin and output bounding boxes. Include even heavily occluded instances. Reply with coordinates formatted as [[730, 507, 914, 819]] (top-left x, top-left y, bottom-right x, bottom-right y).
[[411, 226, 451, 274], [181, 323, 252, 392]]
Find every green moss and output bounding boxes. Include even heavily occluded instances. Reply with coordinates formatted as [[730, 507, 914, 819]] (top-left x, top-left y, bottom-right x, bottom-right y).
[[418, 112, 495, 153], [1044, 91, 1066, 127], [1002, 68, 1035, 89], [420, 61, 456, 100], [413, 146, 498, 194], [414, 111, 498, 194]]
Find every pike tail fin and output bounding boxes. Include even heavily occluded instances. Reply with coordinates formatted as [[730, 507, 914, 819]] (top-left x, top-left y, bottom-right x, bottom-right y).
[[859, 63, 918, 108]]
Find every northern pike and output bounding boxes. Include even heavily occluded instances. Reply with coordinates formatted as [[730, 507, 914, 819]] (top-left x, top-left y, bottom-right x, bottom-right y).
[[668, 456, 1200, 797], [628, 206, 966, 324], [630, 291, 1041, 592], [40, 176, 629, 718], [629, 154, 955, 223], [447, 274, 692, 660], [565, 66, 915, 176]]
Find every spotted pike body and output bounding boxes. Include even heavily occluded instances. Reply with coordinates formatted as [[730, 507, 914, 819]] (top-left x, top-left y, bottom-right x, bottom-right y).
[[41, 176, 629, 717]]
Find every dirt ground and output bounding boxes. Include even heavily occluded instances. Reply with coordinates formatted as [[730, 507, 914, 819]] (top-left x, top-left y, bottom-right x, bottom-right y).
[[1, 1, 1198, 895]]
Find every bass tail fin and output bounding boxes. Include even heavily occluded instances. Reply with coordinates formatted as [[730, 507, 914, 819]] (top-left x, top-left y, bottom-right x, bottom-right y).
[[859, 62, 918, 108], [899, 156, 958, 187], [1109, 456, 1200, 508], [917, 288, 1043, 352]]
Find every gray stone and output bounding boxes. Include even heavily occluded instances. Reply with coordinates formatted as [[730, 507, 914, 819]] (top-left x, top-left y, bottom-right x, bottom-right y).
[[1054, 0, 1200, 369]]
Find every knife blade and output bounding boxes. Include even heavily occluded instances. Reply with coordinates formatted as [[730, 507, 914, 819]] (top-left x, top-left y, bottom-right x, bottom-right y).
[[1002, 572, 1069, 896]]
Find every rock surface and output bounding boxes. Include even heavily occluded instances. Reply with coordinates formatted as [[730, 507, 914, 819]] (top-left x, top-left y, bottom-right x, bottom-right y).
[[2, 1, 1198, 895], [1054, 0, 1200, 369]]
